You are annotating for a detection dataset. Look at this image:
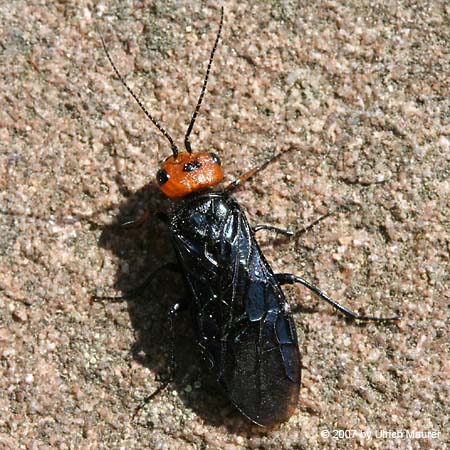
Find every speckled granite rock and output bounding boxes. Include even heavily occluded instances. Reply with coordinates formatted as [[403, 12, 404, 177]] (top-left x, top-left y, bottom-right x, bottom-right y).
[[0, 1, 448, 449]]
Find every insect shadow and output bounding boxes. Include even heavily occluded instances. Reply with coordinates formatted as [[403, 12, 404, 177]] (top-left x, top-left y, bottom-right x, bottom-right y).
[[96, 182, 239, 428]]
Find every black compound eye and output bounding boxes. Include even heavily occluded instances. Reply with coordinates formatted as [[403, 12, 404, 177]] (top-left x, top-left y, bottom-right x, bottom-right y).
[[156, 168, 170, 185], [210, 152, 221, 165], [183, 160, 202, 172]]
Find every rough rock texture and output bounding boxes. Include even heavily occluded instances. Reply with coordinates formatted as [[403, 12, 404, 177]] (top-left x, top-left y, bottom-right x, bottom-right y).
[[0, 1, 448, 449]]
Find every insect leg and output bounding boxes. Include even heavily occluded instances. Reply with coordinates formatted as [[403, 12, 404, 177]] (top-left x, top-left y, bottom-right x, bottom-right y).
[[253, 204, 353, 238], [119, 210, 168, 229], [276, 273, 400, 322], [253, 210, 334, 237], [225, 146, 297, 193], [0, 206, 121, 231], [133, 300, 184, 418], [93, 262, 180, 301]]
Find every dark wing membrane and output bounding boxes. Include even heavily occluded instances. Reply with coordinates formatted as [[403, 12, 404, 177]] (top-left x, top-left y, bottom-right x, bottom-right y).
[[171, 194, 300, 426], [221, 307, 301, 426]]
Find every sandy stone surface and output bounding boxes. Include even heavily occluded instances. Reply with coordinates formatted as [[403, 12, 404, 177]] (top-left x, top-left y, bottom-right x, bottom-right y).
[[0, 1, 448, 449]]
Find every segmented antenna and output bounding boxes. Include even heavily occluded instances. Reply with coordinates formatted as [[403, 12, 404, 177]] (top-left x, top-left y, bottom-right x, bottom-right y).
[[95, 22, 180, 158], [184, 7, 224, 153]]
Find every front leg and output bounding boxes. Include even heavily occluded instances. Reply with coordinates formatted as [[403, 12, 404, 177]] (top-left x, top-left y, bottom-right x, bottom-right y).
[[119, 210, 169, 229]]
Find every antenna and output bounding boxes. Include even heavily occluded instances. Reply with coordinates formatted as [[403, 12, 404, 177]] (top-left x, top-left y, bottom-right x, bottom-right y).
[[184, 7, 224, 153], [96, 22, 180, 158]]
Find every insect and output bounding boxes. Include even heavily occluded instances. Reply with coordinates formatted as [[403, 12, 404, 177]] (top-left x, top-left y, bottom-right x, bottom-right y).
[[97, 8, 400, 427]]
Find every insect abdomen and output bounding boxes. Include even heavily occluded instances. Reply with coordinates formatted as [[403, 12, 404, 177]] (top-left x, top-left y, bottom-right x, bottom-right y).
[[170, 193, 301, 426]]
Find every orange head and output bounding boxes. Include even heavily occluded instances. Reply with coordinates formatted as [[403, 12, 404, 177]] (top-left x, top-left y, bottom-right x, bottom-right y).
[[156, 151, 224, 199]]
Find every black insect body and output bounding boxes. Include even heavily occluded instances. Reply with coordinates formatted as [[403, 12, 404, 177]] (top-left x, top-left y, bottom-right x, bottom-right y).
[[170, 192, 300, 426], [98, 8, 399, 427]]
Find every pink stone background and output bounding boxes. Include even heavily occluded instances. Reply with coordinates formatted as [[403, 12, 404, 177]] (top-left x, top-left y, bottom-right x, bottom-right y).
[[0, 1, 448, 449]]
